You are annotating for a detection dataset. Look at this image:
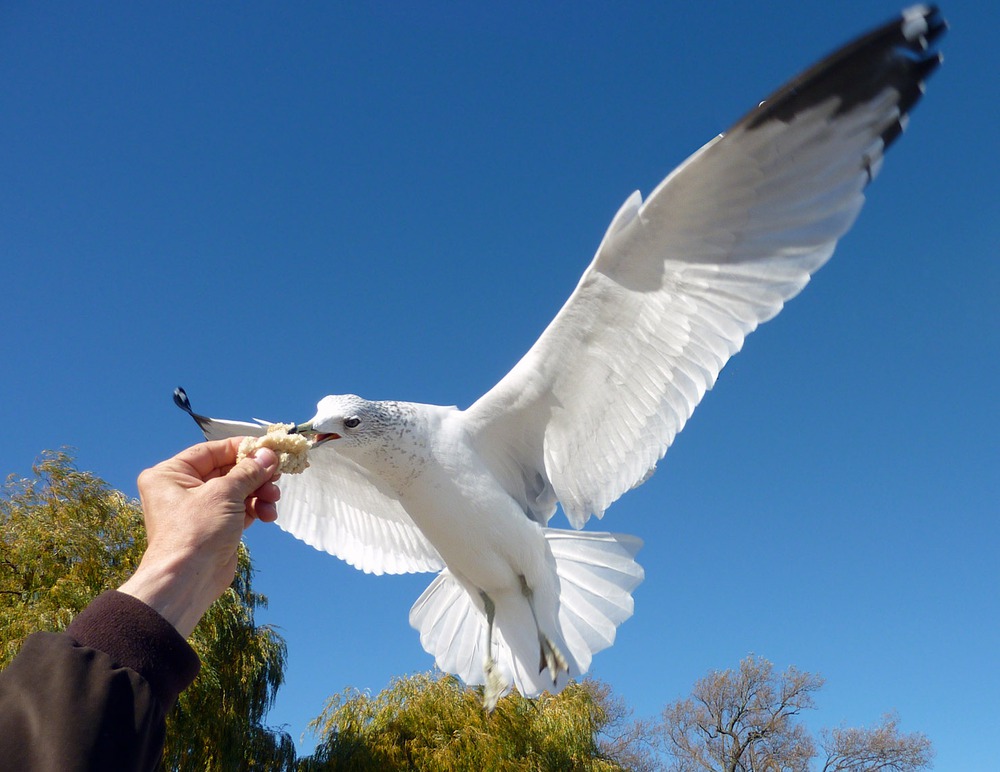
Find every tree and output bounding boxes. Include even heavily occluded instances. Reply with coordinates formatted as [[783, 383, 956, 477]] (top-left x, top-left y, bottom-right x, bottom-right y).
[[4, 455, 934, 771], [0, 450, 145, 664], [302, 671, 655, 771], [656, 655, 933, 772], [0, 450, 296, 770], [161, 544, 297, 770], [820, 713, 934, 772]]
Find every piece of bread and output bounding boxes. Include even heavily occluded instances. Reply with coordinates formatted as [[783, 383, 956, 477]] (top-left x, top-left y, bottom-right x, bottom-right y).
[[237, 423, 312, 474]]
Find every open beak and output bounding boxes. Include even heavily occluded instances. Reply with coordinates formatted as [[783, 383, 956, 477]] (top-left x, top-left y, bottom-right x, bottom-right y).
[[290, 421, 340, 444]]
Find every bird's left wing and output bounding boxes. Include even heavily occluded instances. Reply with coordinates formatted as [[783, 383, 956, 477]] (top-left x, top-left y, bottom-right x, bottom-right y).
[[275, 445, 445, 575], [463, 7, 945, 529], [174, 388, 444, 575]]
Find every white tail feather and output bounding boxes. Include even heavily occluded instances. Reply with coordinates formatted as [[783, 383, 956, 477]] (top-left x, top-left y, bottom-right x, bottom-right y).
[[408, 528, 643, 698]]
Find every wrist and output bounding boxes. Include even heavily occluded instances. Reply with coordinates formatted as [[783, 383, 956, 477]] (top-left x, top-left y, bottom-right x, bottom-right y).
[[118, 551, 222, 638]]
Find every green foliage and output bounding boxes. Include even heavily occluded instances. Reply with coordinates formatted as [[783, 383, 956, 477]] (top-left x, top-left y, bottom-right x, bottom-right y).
[[0, 450, 296, 770], [0, 450, 144, 663], [163, 544, 297, 770], [303, 671, 652, 771]]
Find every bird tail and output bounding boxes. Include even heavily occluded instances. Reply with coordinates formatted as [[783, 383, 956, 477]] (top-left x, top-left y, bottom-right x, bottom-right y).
[[408, 529, 643, 698]]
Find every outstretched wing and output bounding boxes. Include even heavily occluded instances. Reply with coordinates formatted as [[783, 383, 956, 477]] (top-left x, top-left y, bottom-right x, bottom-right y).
[[173, 388, 444, 575], [275, 445, 444, 575], [464, 7, 945, 528], [173, 387, 269, 439]]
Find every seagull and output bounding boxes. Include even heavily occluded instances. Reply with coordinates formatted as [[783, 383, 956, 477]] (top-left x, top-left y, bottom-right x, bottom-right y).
[[176, 6, 944, 708]]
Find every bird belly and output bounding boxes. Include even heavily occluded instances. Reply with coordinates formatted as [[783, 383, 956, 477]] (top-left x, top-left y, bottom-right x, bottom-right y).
[[399, 468, 550, 595]]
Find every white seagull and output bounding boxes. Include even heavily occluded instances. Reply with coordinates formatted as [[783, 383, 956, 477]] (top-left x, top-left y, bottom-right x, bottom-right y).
[[176, 7, 944, 708]]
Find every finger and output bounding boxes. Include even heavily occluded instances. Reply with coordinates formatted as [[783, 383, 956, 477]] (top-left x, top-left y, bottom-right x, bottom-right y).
[[254, 481, 281, 504], [246, 496, 278, 525], [218, 447, 280, 501], [255, 499, 279, 523], [158, 438, 243, 480]]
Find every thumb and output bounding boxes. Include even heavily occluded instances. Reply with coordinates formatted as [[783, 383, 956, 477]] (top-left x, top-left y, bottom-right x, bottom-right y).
[[221, 447, 280, 499]]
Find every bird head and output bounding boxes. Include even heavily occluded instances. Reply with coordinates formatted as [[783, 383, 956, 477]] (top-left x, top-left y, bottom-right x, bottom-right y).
[[293, 394, 380, 449]]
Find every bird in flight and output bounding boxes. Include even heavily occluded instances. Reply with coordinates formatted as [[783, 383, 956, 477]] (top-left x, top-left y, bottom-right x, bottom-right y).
[[177, 6, 945, 709]]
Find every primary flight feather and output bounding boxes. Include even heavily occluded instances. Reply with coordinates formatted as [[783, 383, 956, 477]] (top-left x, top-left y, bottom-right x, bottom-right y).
[[176, 6, 945, 707]]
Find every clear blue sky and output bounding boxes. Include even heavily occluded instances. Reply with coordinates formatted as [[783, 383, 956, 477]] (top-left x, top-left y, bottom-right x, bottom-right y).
[[2, 2, 996, 767]]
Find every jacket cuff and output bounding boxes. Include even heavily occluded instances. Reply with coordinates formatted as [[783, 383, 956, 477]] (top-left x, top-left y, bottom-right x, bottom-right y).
[[66, 590, 201, 712]]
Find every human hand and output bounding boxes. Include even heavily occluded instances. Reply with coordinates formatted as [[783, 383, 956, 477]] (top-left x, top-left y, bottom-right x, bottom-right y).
[[118, 438, 281, 637]]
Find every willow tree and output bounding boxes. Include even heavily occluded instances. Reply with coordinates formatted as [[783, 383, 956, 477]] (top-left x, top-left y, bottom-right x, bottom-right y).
[[0, 450, 295, 770], [303, 671, 654, 771]]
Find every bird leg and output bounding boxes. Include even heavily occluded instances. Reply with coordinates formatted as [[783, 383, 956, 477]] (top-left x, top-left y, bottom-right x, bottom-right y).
[[480, 591, 507, 711], [519, 575, 568, 684]]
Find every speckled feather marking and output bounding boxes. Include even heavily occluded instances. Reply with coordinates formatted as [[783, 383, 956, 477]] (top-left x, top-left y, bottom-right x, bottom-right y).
[[362, 401, 432, 492]]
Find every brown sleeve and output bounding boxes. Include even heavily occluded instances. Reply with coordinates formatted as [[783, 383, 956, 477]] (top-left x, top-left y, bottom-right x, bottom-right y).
[[0, 591, 201, 771]]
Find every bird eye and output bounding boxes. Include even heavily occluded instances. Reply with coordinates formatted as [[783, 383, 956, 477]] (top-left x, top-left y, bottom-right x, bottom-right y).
[[344, 417, 361, 429]]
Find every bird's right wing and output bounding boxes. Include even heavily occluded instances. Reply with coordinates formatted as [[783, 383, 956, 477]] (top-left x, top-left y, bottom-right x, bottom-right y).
[[173, 387, 269, 439], [463, 7, 945, 529], [173, 388, 444, 575]]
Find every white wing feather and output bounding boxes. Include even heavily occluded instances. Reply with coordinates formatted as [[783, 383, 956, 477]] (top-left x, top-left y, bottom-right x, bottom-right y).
[[276, 445, 444, 575], [465, 7, 943, 528], [182, 407, 444, 575], [191, 416, 268, 441]]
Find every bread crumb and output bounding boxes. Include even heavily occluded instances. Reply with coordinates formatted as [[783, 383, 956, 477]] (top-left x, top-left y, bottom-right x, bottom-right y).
[[237, 423, 312, 474]]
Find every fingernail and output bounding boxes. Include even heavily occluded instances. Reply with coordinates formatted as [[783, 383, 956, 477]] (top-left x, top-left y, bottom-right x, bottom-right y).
[[252, 447, 279, 470]]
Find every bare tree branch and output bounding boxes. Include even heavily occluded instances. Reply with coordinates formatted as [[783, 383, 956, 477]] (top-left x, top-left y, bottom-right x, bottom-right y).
[[821, 712, 934, 772], [656, 657, 929, 772]]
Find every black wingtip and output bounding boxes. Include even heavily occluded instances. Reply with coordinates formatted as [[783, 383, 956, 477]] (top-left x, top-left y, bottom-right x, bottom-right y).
[[922, 6, 948, 45], [173, 386, 194, 415], [173, 386, 211, 432], [740, 5, 946, 137]]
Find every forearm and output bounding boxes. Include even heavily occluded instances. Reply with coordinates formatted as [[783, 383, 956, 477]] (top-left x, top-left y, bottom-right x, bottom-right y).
[[118, 553, 224, 639], [0, 592, 200, 771]]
